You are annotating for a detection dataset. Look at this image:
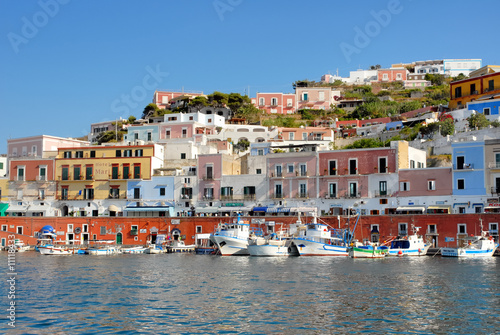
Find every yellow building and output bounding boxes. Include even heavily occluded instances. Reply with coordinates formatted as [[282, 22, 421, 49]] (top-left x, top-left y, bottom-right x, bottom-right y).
[[55, 144, 163, 202], [449, 65, 500, 109]]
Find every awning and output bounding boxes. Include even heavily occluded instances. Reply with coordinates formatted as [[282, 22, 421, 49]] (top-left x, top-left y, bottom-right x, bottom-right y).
[[124, 206, 170, 212], [427, 205, 451, 212], [453, 203, 468, 208], [0, 203, 8, 216], [26, 205, 48, 212], [252, 207, 268, 212], [472, 203, 484, 207], [6, 205, 28, 213], [109, 205, 120, 212], [195, 207, 219, 214], [266, 207, 291, 213], [396, 206, 425, 212], [218, 206, 253, 212], [484, 206, 500, 211]]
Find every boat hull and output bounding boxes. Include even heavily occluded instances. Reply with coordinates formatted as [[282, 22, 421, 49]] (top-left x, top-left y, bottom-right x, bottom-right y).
[[349, 246, 387, 258], [39, 246, 73, 255], [292, 239, 348, 256], [88, 247, 119, 255], [210, 235, 249, 256], [441, 247, 496, 257], [248, 243, 290, 257]]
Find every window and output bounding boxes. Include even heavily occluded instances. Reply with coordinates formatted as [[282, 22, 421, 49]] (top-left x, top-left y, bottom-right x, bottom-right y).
[[489, 223, 498, 234], [0, 162, 3, 169], [428, 180, 436, 191], [75, 151, 83, 158], [221, 187, 233, 199], [90, 151, 96, 158], [399, 223, 408, 236], [396, 73, 402, 80], [259, 97, 265, 106], [380, 199, 388, 204], [111, 165, 119, 179], [116, 150, 122, 157], [299, 164, 307, 176], [329, 160, 337, 175], [63, 151, 72, 158], [410, 160, 415, 169], [470, 83, 476, 94], [457, 179, 465, 190], [488, 79, 494, 91], [61, 187, 68, 200], [109, 188, 119, 199], [100, 226, 107, 235], [134, 149, 143, 157], [61, 166, 68, 181], [204, 187, 214, 200], [349, 182, 357, 197], [182, 128, 187, 138], [73, 166, 81, 180], [123, 165, 130, 179], [379, 181, 387, 196], [299, 183, 307, 198], [271, 97, 278, 106], [458, 224, 466, 234], [16, 166, 25, 181], [39, 189, 45, 200], [400, 182, 410, 191], [133, 188, 140, 199], [243, 186, 256, 199], [379, 157, 387, 173], [165, 130, 171, 139], [349, 159, 357, 175], [428, 224, 437, 234], [328, 183, 337, 198], [17, 226, 23, 235], [484, 108, 491, 116], [302, 133, 307, 140], [275, 165, 282, 177], [184, 177, 191, 184], [133, 164, 141, 179], [1, 225, 6, 231], [181, 153, 186, 159], [274, 184, 283, 198], [196, 226, 202, 234], [455, 87, 462, 98], [83, 188, 94, 200], [287, 164, 294, 174], [318, 91, 325, 101], [257, 149, 264, 156], [206, 165, 213, 180], [124, 150, 132, 157], [383, 73, 388, 80], [256, 169, 262, 175], [160, 187, 166, 196], [289, 132, 294, 140], [302, 92, 308, 101], [147, 132, 152, 141], [86, 166, 93, 180]]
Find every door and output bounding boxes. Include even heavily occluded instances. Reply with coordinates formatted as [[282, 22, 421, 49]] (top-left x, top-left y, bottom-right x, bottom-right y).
[[82, 233, 89, 244], [116, 233, 123, 245], [456, 156, 464, 169]]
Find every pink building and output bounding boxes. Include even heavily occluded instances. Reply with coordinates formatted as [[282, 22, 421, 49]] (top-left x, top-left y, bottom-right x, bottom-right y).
[[198, 154, 223, 203], [9, 159, 55, 182], [377, 68, 408, 82], [398, 168, 453, 197], [252, 93, 296, 114], [267, 153, 318, 199], [295, 87, 340, 110], [318, 148, 397, 199], [153, 91, 204, 109], [7, 135, 89, 159], [278, 127, 334, 141]]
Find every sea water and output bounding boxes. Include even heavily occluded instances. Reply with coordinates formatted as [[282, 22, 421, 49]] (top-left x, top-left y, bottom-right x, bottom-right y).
[[1, 253, 499, 334]]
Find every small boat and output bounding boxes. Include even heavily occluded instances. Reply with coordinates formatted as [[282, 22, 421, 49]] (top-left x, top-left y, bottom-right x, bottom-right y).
[[122, 246, 147, 254], [386, 225, 430, 257], [87, 246, 120, 255], [166, 239, 195, 253], [291, 212, 357, 256], [38, 244, 74, 255], [441, 222, 498, 258], [349, 242, 389, 258], [13, 239, 30, 252], [210, 214, 261, 256], [248, 229, 295, 257], [194, 233, 217, 255], [146, 244, 165, 254]]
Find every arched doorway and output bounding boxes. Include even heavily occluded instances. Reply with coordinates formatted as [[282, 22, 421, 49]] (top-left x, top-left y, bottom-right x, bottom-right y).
[[62, 205, 69, 217], [116, 233, 123, 245], [171, 228, 181, 241]]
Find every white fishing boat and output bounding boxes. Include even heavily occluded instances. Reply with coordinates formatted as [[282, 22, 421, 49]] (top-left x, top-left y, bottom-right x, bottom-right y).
[[122, 246, 147, 254], [441, 223, 498, 258], [38, 244, 74, 255], [13, 239, 30, 252], [166, 239, 195, 253], [291, 212, 356, 256], [194, 233, 217, 255], [209, 214, 257, 256], [387, 225, 430, 257], [87, 246, 120, 255], [248, 230, 294, 257]]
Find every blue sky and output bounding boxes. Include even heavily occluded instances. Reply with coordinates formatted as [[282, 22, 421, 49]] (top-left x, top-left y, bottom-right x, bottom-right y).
[[0, 0, 499, 154]]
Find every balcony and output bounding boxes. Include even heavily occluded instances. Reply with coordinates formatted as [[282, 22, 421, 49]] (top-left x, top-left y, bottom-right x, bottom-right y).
[[453, 163, 474, 170], [243, 194, 256, 201], [270, 172, 283, 178], [296, 193, 309, 199], [203, 195, 215, 201], [491, 187, 500, 195], [36, 176, 47, 182], [220, 195, 234, 201], [271, 193, 284, 199], [180, 194, 193, 200], [488, 162, 500, 169], [296, 171, 309, 177], [202, 175, 214, 181], [130, 229, 138, 236]]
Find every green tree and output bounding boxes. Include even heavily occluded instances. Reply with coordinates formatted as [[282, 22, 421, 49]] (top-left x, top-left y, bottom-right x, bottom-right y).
[[452, 73, 467, 82], [128, 115, 136, 123], [188, 96, 208, 112], [207, 91, 228, 108], [234, 138, 250, 152], [227, 93, 250, 114], [343, 138, 385, 149], [440, 118, 454, 136], [95, 130, 126, 144], [141, 103, 160, 119], [467, 113, 490, 129], [425, 73, 445, 86], [235, 104, 263, 124]]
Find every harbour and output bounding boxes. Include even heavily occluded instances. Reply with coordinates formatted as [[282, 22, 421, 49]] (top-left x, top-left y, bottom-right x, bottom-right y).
[[1, 252, 499, 334]]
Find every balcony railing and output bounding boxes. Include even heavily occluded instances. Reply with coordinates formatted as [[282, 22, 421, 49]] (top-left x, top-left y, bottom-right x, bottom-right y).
[[130, 230, 139, 236], [271, 172, 283, 178], [202, 175, 214, 181], [453, 163, 474, 170], [491, 187, 500, 195], [180, 194, 193, 200], [36, 176, 47, 181], [220, 195, 234, 201], [488, 162, 500, 169], [271, 193, 284, 199], [243, 194, 256, 200]]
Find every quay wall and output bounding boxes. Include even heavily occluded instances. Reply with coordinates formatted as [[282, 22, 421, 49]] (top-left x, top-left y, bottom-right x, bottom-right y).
[[0, 214, 498, 248]]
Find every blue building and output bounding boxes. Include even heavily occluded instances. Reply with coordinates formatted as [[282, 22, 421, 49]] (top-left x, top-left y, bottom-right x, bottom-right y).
[[451, 140, 486, 199], [467, 98, 500, 117], [124, 124, 160, 144]]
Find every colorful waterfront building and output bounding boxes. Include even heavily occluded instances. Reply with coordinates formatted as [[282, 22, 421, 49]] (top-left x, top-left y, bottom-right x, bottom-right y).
[[449, 65, 500, 109], [54, 144, 164, 216], [295, 87, 341, 110], [253, 92, 297, 114]]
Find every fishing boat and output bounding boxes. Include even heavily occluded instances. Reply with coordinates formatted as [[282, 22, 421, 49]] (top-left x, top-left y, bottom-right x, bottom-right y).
[[349, 242, 389, 258], [166, 239, 195, 253], [87, 246, 120, 255], [248, 229, 294, 257], [291, 213, 357, 256], [194, 233, 217, 255], [386, 225, 430, 257], [13, 239, 30, 252], [36, 225, 75, 255], [441, 223, 498, 258], [122, 246, 147, 254], [210, 214, 261, 256]]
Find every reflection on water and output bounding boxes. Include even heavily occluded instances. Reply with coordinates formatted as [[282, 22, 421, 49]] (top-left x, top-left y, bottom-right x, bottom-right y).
[[1, 253, 499, 334]]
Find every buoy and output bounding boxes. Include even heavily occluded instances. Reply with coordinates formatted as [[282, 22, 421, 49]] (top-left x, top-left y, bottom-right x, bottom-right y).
[[418, 248, 422, 253], [398, 250, 403, 256]]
